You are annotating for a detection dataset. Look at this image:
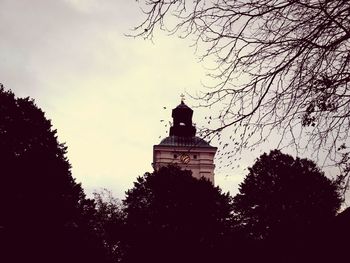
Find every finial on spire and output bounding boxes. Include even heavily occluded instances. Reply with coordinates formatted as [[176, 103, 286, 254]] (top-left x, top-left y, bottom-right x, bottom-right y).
[[180, 93, 185, 103]]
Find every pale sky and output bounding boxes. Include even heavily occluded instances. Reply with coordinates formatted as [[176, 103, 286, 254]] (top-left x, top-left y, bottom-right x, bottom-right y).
[[1, 0, 345, 204], [0, 0, 249, 198]]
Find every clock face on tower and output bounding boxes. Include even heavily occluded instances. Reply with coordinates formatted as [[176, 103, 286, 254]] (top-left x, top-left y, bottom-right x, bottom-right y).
[[180, 154, 190, 164]]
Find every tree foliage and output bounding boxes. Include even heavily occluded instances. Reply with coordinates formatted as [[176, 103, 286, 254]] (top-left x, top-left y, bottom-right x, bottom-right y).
[[93, 189, 125, 262], [135, 0, 350, 181], [0, 85, 84, 228], [233, 150, 342, 241], [122, 165, 234, 263], [0, 85, 109, 263]]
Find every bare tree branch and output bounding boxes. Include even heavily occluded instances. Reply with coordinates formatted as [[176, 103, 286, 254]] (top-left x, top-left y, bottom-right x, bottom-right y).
[[134, 0, 350, 189]]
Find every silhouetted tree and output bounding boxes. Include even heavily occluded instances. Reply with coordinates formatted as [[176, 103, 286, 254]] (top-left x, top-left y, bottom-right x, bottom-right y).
[[234, 150, 341, 239], [317, 206, 350, 263], [134, 0, 350, 184], [93, 189, 125, 262], [331, 207, 350, 261], [122, 165, 234, 263], [0, 85, 109, 263], [233, 150, 342, 262]]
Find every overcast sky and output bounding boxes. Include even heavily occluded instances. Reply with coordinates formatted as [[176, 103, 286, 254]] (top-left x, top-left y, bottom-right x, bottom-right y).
[[0, 0, 251, 198], [2, 0, 346, 205]]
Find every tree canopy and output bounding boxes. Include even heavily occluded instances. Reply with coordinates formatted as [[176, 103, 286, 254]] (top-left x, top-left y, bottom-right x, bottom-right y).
[[135, 0, 350, 182], [122, 165, 234, 263], [233, 150, 342, 241], [0, 85, 109, 263], [93, 189, 125, 262], [232, 150, 343, 262], [0, 85, 84, 228]]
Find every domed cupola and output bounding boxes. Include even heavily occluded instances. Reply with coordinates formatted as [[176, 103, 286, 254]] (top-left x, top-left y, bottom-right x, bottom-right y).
[[169, 101, 196, 137]]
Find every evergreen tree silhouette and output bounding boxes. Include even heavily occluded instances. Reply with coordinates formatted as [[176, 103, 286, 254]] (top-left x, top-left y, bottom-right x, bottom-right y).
[[0, 85, 109, 263]]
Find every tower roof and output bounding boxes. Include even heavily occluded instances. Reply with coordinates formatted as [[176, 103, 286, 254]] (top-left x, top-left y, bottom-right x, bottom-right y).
[[174, 100, 192, 109], [158, 135, 215, 148]]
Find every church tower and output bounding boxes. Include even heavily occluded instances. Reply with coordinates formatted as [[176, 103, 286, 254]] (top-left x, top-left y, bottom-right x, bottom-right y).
[[153, 99, 217, 183]]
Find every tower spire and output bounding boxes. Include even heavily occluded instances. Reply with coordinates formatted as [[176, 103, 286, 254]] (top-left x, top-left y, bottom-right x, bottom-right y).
[[180, 93, 185, 103]]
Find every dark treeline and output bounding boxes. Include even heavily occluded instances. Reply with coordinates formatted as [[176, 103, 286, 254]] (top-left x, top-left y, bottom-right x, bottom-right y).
[[0, 86, 349, 263]]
